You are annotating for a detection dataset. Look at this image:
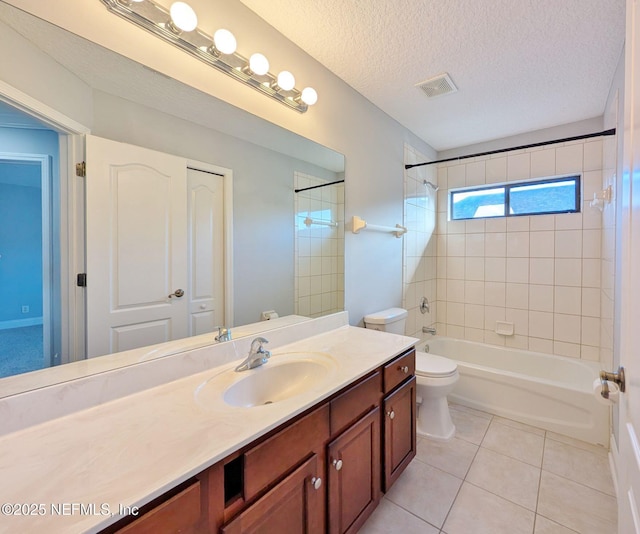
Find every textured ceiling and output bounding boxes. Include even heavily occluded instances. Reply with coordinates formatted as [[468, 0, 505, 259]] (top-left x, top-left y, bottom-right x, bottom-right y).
[[239, 0, 626, 151]]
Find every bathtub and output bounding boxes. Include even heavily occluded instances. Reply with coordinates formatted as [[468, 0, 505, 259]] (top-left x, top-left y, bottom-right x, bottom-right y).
[[416, 337, 610, 446]]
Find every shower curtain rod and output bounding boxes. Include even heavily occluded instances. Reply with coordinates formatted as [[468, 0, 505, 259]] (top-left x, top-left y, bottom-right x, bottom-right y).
[[405, 128, 616, 170], [294, 179, 345, 193]]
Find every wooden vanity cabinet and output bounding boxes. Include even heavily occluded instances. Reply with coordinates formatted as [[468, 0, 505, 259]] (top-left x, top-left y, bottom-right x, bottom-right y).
[[327, 407, 381, 534], [382, 349, 417, 492], [101, 348, 416, 534]]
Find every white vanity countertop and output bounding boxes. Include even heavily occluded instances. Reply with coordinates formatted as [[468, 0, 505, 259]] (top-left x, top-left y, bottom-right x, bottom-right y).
[[0, 325, 417, 533]]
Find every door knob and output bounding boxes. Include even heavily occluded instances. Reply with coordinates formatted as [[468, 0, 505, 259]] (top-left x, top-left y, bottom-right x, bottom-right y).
[[332, 459, 343, 471], [311, 476, 322, 490], [599, 366, 625, 398], [168, 289, 184, 298]]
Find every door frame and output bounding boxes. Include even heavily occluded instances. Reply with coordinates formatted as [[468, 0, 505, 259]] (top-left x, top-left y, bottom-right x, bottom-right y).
[[0, 152, 52, 367], [0, 81, 90, 365], [187, 159, 234, 327]]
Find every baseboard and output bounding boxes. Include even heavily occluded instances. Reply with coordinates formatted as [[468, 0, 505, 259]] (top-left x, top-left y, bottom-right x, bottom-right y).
[[0, 317, 43, 330]]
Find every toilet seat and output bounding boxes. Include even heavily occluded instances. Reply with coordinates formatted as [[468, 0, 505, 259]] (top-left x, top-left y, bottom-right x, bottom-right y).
[[415, 352, 457, 378]]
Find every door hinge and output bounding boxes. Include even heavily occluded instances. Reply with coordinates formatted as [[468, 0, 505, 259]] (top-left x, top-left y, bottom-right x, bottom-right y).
[[77, 273, 87, 287], [76, 161, 86, 177]]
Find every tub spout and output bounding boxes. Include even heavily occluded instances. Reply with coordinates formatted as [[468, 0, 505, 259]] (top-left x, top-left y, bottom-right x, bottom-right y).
[[422, 326, 436, 335]]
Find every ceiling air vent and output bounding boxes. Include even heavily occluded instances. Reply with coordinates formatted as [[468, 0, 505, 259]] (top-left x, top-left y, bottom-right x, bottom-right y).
[[416, 72, 458, 99]]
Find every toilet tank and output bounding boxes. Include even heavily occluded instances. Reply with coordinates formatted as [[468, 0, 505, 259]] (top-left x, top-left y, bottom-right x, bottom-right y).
[[363, 308, 408, 335]]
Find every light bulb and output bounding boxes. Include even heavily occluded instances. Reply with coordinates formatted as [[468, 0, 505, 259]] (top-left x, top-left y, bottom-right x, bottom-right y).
[[213, 29, 236, 55], [276, 71, 295, 91], [301, 87, 318, 106], [249, 53, 269, 76], [169, 2, 198, 32]]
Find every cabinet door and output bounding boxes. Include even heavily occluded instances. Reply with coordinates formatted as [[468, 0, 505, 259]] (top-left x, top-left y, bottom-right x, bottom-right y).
[[221, 455, 323, 534], [383, 376, 416, 491], [327, 407, 381, 534]]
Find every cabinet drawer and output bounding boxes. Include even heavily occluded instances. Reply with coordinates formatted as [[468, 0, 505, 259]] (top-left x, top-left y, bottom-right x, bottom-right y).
[[115, 480, 201, 534], [330, 371, 382, 436], [244, 405, 329, 501], [383, 349, 415, 394]]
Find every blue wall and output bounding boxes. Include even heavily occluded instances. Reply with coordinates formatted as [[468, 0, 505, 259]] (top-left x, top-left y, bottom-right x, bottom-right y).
[[0, 127, 59, 327], [0, 178, 42, 322]]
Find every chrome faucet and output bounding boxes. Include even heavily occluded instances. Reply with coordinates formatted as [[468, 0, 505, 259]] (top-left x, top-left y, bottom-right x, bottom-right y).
[[422, 326, 437, 335], [215, 326, 232, 342], [235, 337, 271, 372]]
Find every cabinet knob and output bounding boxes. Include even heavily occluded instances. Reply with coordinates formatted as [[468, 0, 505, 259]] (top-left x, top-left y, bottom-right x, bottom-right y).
[[399, 365, 409, 374], [387, 410, 395, 420], [311, 476, 322, 490], [332, 458, 343, 471]]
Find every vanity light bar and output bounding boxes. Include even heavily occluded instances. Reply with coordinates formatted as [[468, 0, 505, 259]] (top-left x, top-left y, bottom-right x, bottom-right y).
[[99, 0, 318, 113]]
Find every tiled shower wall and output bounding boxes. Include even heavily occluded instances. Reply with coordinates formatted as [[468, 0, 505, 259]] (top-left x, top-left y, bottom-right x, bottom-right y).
[[403, 144, 437, 338], [294, 172, 345, 318], [434, 139, 605, 360]]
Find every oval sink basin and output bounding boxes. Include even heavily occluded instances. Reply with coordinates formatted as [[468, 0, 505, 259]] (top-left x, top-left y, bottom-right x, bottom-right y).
[[197, 352, 338, 409]]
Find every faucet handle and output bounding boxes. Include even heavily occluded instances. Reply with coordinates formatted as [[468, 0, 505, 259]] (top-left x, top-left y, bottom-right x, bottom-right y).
[[214, 326, 232, 342]]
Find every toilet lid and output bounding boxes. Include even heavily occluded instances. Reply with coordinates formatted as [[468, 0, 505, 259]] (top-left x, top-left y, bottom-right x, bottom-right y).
[[415, 352, 458, 377]]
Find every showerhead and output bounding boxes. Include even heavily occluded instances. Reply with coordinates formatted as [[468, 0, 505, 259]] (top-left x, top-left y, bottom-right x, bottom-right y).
[[424, 180, 439, 192]]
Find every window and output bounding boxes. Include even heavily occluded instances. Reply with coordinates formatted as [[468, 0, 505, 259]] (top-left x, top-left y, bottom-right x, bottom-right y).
[[449, 175, 580, 220]]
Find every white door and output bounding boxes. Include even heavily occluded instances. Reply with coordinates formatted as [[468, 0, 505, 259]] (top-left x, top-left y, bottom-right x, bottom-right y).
[[187, 167, 225, 336], [85, 136, 188, 357], [617, 1, 640, 531]]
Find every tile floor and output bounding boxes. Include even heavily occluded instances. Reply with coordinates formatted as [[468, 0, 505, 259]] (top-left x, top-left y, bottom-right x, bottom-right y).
[[360, 404, 617, 534]]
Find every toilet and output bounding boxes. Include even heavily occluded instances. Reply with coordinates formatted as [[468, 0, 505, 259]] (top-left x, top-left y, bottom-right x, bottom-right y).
[[363, 307, 459, 441]]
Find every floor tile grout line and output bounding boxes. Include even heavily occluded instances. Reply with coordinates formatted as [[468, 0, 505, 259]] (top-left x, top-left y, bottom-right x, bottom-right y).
[[379, 495, 442, 532], [538, 466, 617, 499], [532, 429, 547, 532], [535, 511, 582, 534], [437, 413, 494, 531]]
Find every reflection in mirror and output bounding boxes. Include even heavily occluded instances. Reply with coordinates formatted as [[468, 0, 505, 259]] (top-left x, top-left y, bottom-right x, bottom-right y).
[[0, 4, 345, 392]]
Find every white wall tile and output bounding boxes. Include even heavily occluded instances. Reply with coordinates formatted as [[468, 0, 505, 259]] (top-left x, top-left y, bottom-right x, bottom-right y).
[[553, 341, 581, 358], [530, 231, 555, 258], [485, 258, 506, 282], [466, 161, 486, 185], [582, 288, 600, 317], [465, 281, 485, 304], [582, 170, 603, 199], [447, 257, 466, 280], [466, 233, 485, 257], [505, 335, 529, 350], [447, 234, 466, 256], [507, 153, 531, 180], [553, 314, 581, 343], [506, 283, 529, 309], [465, 257, 485, 281], [485, 232, 506, 257], [556, 144, 584, 174], [485, 217, 506, 232], [506, 257, 529, 283], [530, 148, 556, 177], [447, 279, 465, 303], [555, 212, 582, 230], [484, 305, 506, 330], [582, 229, 601, 259], [554, 286, 581, 315], [529, 214, 555, 231], [529, 311, 554, 338], [448, 164, 466, 188], [486, 157, 507, 183], [507, 216, 530, 232], [555, 230, 582, 258], [447, 302, 465, 326], [582, 259, 601, 288], [506, 232, 530, 258], [529, 258, 554, 285], [465, 327, 485, 342], [506, 308, 529, 335], [465, 219, 485, 234], [555, 258, 582, 287], [465, 304, 485, 329], [581, 317, 601, 346], [583, 140, 603, 171], [529, 285, 554, 312], [529, 337, 553, 354], [485, 282, 506, 307]]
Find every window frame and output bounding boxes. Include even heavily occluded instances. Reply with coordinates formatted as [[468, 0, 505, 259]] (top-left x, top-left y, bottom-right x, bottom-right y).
[[449, 174, 581, 221]]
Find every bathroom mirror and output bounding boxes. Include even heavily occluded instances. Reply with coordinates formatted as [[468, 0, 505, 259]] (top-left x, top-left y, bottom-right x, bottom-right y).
[[0, 4, 345, 393]]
